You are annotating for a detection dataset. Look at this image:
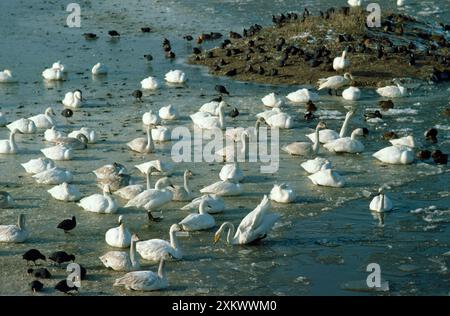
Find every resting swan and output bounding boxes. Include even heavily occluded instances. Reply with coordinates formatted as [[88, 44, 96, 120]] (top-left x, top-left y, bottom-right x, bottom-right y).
[[127, 125, 154, 153], [265, 111, 294, 129], [135, 160, 174, 176], [219, 162, 244, 183], [0, 129, 18, 154], [141, 76, 159, 90], [77, 185, 118, 214], [190, 101, 228, 130], [0, 69, 14, 83], [307, 110, 354, 143], [159, 105, 178, 120], [179, 199, 215, 231], [372, 145, 414, 165], [62, 90, 83, 108], [165, 70, 186, 84], [200, 180, 243, 196], [68, 127, 97, 143], [47, 182, 81, 202], [45, 127, 66, 142], [181, 194, 225, 214], [105, 216, 132, 248], [323, 128, 368, 153], [113, 257, 167, 291], [100, 234, 140, 271], [136, 224, 183, 261], [283, 121, 326, 156], [33, 167, 73, 185], [286, 88, 319, 103], [29, 107, 56, 129], [170, 170, 194, 202], [7, 118, 36, 134], [214, 195, 280, 245], [40, 145, 73, 161], [369, 188, 393, 213], [308, 166, 345, 187], [0, 214, 28, 243], [269, 184, 296, 203], [261, 93, 283, 108], [389, 135, 415, 148], [301, 157, 332, 174]]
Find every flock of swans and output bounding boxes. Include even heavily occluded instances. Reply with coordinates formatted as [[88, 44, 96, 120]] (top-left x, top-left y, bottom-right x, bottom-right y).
[[0, 0, 448, 293]]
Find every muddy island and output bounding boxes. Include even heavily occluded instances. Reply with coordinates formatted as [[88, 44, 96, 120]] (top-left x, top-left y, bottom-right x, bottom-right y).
[[188, 7, 450, 87]]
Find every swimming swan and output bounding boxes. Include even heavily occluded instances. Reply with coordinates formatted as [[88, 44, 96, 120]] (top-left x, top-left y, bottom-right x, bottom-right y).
[[389, 135, 415, 148], [170, 169, 194, 202], [219, 163, 244, 183], [62, 90, 83, 108], [190, 101, 228, 130], [68, 127, 98, 143], [136, 224, 183, 261], [372, 145, 414, 164], [105, 216, 132, 248], [142, 110, 161, 126], [45, 127, 66, 142], [41, 145, 73, 161], [78, 185, 118, 214], [165, 70, 186, 84], [214, 195, 280, 245], [369, 188, 393, 213], [141, 76, 159, 90], [159, 105, 178, 120], [179, 199, 215, 231], [0, 214, 28, 243], [342, 86, 361, 101], [265, 111, 294, 129], [0, 69, 15, 83], [100, 234, 140, 271], [301, 157, 332, 174], [92, 62, 108, 75]]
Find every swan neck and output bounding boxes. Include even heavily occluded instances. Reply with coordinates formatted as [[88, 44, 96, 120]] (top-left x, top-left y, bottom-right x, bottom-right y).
[[199, 199, 208, 214], [183, 171, 190, 194], [313, 125, 320, 154], [350, 130, 358, 140], [130, 238, 139, 268], [146, 171, 151, 190], [339, 112, 353, 138], [218, 106, 225, 129], [241, 133, 247, 155], [379, 193, 385, 211], [158, 259, 165, 278], [146, 127, 154, 151], [18, 215, 25, 230], [169, 227, 179, 250], [220, 222, 235, 244]]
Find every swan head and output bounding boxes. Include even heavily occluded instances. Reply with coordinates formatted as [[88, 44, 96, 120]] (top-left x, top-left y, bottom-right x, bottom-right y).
[[76, 134, 89, 146], [74, 90, 83, 101], [118, 215, 124, 225], [169, 224, 182, 234], [344, 73, 354, 81], [317, 121, 327, 130], [131, 233, 140, 242], [214, 222, 233, 244], [185, 169, 193, 177], [45, 107, 56, 116]]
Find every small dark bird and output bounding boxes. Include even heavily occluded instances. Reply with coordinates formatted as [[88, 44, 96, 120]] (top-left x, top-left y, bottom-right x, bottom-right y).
[[305, 100, 317, 112], [141, 27, 151, 33], [83, 33, 98, 40], [165, 51, 176, 59], [215, 85, 229, 95], [108, 30, 120, 38], [183, 35, 193, 41], [379, 100, 394, 111], [79, 265, 87, 280], [416, 150, 431, 160], [431, 150, 448, 165], [225, 68, 237, 76], [162, 38, 171, 46], [144, 54, 153, 61], [383, 131, 398, 140], [55, 280, 78, 295], [23, 249, 46, 265], [364, 110, 383, 120], [49, 251, 75, 265], [304, 111, 317, 121], [193, 47, 202, 55], [229, 107, 239, 118], [57, 216, 76, 233], [424, 128, 438, 143], [61, 108, 73, 118], [132, 90, 143, 101], [229, 31, 242, 39], [30, 280, 44, 293], [206, 51, 214, 58], [27, 268, 52, 279]]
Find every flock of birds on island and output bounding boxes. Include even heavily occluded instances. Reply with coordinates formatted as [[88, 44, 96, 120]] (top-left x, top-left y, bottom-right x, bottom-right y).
[[0, 0, 449, 294]]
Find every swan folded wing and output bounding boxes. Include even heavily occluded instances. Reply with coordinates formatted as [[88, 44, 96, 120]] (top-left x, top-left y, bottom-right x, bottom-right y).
[[180, 214, 214, 231], [0, 225, 24, 242], [79, 194, 108, 212], [100, 252, 130, 270], [114, 271, 159, 290], [143, 191, 173, 210], [137, 240, 173, 261], [236, 196, 271, 237], [125, 190, 157, 208]]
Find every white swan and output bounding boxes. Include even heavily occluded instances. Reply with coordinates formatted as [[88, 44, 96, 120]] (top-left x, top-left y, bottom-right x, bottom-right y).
[[151, 126, 171, 142], [333, 49, 350, 71], [323, 128, 367, 153], [170, 170, 194, 202], [286, 88, 319, 103], [91, 62, 108, 75], [7, 118, 36, 134], [389, 135, 415, 148], [47, 182, 81, 202], [265, 111, 294, 129], [0, 214, 28, 243], [42, 67, 63, 81], [262, 93, 283, 107], [114, 183, 145, 200], [225, 118, 263, 143], [256, 107, 282, 120], [100, 234, 140, 272], [127, 125, 154, 153], [29, 107, 56, 129], [105, 216, 132, 248], [0, 112, 7, 126], [21, 157, 55, 174], [318, 73, 353, 93], [0, 70, 14, 83], [142, 110, 160, 126], [179, 199, 215, 231], [62, 90, 83, 108], [200, 180, 243, 196], [54, 134, 88, 150], [0, 192, 15, 208], [397, 0, 405, 7], [199, 101, 221, 115], [219, 163, 244, 183], [369, 188, 393, 213], [93, 163, 127, 180], [136, 224, 183, 261], [78, 185, 118, 214], [135, 160, 174, 176], [216, 131, 247, 161], [190, 101, 228, 130], [165, 70, 186, 84], [141, 76, 159, 90], [113, 257, 168, 291], [0, 129, 18, 154], [308, 166, 345, 188], [269, 184, 296, 203], [214, 195, 280, 245], [181, 194, 225, 214], [301, 157, 332, 174], [51, 61, 66, 72], [283, 121, 326, 156], [376, 79, 406, 98], [33, 167, 73, 185], [348, 0, 362, 6], [68, 127, 97, 143], [41, 145, 73, 161], [342, 86, 361, 100], [306, 110, 354, 143], [159, 105, 178, 120], [372, 145, 414, 164], [45, 127, 66, 142]]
